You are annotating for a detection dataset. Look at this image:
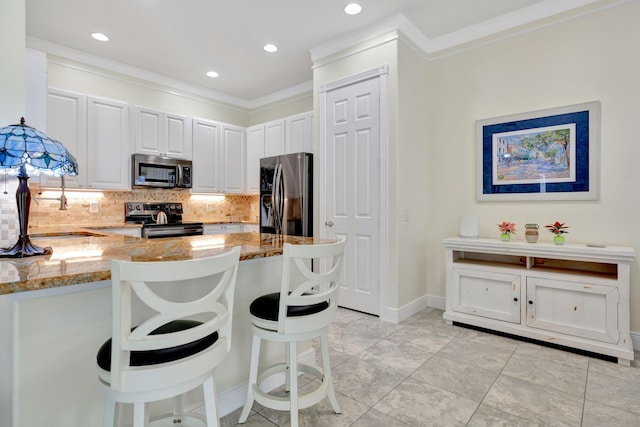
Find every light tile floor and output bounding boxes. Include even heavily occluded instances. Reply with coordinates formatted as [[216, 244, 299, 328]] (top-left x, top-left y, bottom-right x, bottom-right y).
[[221, 307, 640, 426]]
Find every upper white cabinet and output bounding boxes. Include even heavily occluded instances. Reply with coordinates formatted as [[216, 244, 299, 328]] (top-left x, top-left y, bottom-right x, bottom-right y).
[[285, 112, 313, 154], [264, 120, 285, 157], [87, 96, 131, 190], [44, 89, 87, 188], [191, 118, 220, 193], [134, 106, 191, 159], [245, 125, 265, 194], [220, 124, 245, 193]]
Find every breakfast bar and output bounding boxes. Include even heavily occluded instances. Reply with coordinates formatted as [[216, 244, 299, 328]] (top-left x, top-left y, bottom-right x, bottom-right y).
[[0, 231, 331, 427]]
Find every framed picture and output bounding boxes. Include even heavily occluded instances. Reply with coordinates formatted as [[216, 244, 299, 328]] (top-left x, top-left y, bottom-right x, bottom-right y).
[[476, 101, 600, 201]]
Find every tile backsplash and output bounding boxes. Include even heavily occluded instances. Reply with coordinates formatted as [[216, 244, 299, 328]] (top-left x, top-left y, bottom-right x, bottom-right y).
[[0, 176, 258, 246]]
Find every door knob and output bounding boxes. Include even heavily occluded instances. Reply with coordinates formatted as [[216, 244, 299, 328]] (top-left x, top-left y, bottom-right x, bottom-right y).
[[325, 221, 334, 227]]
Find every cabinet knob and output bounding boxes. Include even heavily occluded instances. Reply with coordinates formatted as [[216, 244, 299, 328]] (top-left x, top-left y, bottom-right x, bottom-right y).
[[513, 297, 518, 302], [528, 300, 533, 305]]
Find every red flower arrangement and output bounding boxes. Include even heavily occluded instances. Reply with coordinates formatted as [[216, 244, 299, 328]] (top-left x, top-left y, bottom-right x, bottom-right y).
[[545, 221, 569, 236], [498, 221, 516, 235]]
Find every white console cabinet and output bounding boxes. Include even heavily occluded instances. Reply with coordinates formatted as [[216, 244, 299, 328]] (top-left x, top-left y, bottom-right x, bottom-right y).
[[443, 237, 636, 364]]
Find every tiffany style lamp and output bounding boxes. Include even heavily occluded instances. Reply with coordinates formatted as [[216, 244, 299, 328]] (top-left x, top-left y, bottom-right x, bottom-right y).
[[0, 117, 78, 258]]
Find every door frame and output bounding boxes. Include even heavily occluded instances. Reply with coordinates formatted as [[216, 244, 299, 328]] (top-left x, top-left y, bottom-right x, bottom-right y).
[[319, 65, 389, 319]]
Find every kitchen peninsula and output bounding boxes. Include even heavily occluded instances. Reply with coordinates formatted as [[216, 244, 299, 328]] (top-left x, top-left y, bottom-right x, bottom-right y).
[[0, 231, 330, 426]]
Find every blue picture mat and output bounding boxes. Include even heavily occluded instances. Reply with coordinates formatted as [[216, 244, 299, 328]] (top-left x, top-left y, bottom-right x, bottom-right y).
[[482, 110, 590, 195]]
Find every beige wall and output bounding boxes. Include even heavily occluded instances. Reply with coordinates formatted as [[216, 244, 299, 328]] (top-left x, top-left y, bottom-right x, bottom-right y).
[[425, 1, 640, 329], [248, 92, 313, 126]]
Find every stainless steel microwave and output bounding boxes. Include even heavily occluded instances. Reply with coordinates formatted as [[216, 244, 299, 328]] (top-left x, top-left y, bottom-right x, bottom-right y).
[[131, 154, 193, 189]]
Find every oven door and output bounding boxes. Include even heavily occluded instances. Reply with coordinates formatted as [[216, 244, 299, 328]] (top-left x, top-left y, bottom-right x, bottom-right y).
[[142, 224, 204, 239]]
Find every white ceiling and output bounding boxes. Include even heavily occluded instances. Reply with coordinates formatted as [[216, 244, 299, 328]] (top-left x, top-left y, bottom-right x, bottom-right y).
[[25, 0, 602, 107]]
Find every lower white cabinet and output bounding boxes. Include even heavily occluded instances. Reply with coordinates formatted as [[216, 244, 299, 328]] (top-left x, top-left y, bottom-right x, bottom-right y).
[[203, 224, 242, 235], [443, 237, 636, 364], [101, 227, 141, 238]]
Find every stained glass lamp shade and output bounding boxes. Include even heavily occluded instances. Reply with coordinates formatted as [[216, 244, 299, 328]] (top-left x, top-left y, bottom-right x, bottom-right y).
[[0, 117, 78, 258]]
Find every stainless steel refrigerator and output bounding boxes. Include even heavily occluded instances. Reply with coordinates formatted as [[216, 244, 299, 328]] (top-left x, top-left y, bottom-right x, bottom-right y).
[[260, 152, 313, 236]]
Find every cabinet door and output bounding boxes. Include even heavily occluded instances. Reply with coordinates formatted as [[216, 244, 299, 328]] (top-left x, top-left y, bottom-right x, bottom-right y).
[[220, 124, 245, 193], [191, 118, 220, 193], [134, 106, 163, 156], [264, 120, 285, 157], [285, 112, 312, 154], [246, 125, 264, 194], [165, 112, 191, 159], [451, 267, 521, 323], [44, 89, 87, 188], [87, 96, 130, 190], [526, 277, 619, 343]]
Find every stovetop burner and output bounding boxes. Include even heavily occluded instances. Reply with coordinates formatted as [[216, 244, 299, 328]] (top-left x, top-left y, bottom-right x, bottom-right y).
[[125, 202, 203, 238]]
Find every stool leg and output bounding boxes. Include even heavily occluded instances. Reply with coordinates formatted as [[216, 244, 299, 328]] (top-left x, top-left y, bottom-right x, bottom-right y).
[[320, 332, 341, 414], [289, 341, 299, 427], [203, 376, 220, 427], [238, 333, 261, 423], [103, 400, 116, 427], [284, 341, 291, 392], [132, 402, 145, 427]]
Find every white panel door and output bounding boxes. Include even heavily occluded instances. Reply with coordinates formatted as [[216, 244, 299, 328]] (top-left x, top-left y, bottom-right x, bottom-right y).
[[191, 118, 220, 193], [44, 89, 86, 188], [87, 96, 130, 190], [246, 125, 264, 194], [324, 77, 380, 315], [220, 124, 245, 193]]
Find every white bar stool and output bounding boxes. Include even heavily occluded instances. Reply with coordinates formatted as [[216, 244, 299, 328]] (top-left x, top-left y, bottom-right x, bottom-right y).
[[96, 247, 241, 427], [238, 239, 346, 427]]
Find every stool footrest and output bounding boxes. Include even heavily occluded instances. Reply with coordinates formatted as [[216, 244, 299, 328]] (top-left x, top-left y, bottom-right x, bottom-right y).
[[253, 362, 330, 411]]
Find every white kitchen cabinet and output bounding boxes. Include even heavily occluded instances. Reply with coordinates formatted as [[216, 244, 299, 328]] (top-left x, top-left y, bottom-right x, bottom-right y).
[[100, 227, 141, 238], [220, 124, 245, 193], [243, 224, 260, 233], [86, 96, 131, 190], [43, 88, 87, 188], [264, 120, 285, 157], [245, 125, 265, 194], [134, 106, 191, 159], [191, 118, 220, 193], [443, 237, 636, 364], [203, 224, 242, 235], [285, 112, 313, 154]]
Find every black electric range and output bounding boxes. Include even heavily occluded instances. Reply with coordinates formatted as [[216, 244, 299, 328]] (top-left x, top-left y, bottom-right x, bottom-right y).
[[124, 202, 204, 239]]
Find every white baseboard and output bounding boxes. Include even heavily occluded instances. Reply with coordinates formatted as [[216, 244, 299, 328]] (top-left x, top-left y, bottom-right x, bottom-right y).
[[381, 294, 445, 324], [194, 347, 317, 418]]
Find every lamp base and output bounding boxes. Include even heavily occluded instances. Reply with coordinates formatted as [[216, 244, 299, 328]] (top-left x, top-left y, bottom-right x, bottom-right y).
[[0, 236, 52, 258]]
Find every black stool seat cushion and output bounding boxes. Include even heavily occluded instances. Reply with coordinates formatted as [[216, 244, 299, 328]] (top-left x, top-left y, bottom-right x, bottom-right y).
[[97, 319, 218, 371], [250, 292, 329, 322]]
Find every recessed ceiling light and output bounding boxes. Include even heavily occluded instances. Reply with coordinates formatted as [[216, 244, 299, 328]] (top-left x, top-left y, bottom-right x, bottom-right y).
[[91, 32, 110, 42], [264, 44, 278, 53], [206, 70, 219, 78], [344, 3, 362, 15]]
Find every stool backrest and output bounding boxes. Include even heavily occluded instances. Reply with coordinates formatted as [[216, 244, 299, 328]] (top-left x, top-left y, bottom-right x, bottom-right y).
[[108, 247, 241, 393], [278, 239, 346, 334]]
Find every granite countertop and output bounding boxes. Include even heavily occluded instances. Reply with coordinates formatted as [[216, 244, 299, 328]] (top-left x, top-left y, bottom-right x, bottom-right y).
[[0, 229, 328, 296]]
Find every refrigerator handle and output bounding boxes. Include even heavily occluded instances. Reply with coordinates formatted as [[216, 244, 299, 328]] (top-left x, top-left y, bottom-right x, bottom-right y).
[[273, 163, 283, 234]]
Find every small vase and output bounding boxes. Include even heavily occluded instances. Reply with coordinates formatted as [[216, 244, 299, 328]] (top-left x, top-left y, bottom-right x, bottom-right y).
[[501, 233, 511, 242], [525, 224, 539, 243], [554, 235, 565, 245]]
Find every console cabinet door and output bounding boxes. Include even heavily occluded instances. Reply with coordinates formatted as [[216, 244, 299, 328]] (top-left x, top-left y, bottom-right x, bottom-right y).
[[526, 277, 619, 343], [451, 268, 521, 323], [87, 96, 130, 190]]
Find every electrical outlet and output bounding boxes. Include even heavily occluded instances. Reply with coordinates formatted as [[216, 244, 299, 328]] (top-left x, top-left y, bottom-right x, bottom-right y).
[[206, 204, 212, 212], [90, 203, 99, 213]]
